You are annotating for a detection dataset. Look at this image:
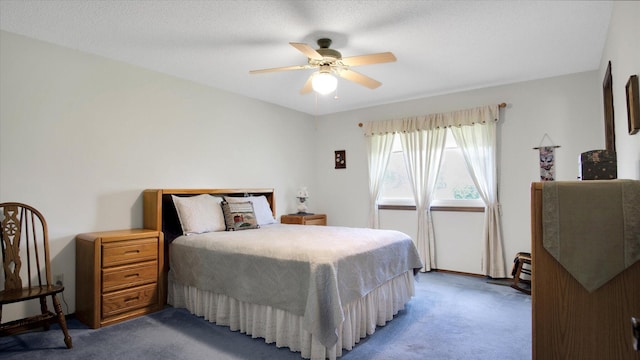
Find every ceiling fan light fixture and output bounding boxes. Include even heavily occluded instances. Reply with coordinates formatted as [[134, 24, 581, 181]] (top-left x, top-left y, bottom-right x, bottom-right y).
[[250, 39, 395, 95], [312, 71, 337, 95]]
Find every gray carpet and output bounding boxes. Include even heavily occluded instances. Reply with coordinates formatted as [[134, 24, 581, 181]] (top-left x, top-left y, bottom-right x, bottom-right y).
[[0, 272, 531, 360]]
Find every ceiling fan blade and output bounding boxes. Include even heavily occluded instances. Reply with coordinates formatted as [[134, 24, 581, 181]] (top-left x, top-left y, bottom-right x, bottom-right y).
[[300, 74, 314, 94], [341, 52, 397, 67], [249, 64, 310, 74], [290, 42, 323, 60], [338, 69, 382, 89]]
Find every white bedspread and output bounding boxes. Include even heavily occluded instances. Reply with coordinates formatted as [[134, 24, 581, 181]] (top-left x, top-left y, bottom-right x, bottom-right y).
[[169, 224, 422, 348]]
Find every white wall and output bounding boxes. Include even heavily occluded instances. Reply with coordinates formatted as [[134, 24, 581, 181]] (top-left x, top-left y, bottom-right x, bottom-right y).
[[312, 4, 640, 278], [1, 1, 636, 322], [314, 71, 604, 275], [314, 0, 639, 272], [600, 2, 640, 179], [0, 31, 316, 321]]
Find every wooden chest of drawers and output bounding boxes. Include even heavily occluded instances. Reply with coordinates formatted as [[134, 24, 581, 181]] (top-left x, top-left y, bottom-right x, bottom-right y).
[[281, 214, 327, 226], [75, 229, 164, 328]]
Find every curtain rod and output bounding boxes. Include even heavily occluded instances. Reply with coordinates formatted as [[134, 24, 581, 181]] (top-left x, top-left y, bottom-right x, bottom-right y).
[[357, 102, 507, 127]]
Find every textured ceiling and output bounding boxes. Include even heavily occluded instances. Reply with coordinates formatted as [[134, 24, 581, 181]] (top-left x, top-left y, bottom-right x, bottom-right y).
[[0, 0, 612, 116]]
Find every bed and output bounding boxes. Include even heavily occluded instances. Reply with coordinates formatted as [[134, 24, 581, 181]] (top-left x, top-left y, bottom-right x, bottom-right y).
[[142, 188, 423, 360]]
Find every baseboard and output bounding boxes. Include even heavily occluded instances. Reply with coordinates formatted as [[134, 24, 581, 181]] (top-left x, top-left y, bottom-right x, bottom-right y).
[[431, 268, 485, 278]]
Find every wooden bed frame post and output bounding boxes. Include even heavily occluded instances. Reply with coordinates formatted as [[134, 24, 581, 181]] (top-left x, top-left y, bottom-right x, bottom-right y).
[[143, 189, 163, 232]]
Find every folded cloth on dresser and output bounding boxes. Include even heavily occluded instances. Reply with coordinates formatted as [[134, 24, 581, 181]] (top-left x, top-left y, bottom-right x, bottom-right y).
[[542, 180, 640, 292]]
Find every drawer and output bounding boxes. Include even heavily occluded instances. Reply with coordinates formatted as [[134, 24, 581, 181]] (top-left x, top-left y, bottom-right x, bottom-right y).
[[305, 218, 326, 226], [102, 283, 157, 318], [102, 261, 158, 293], [102, 238, 158, 267]]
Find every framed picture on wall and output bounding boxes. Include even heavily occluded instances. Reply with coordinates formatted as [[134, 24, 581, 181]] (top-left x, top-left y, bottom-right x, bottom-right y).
[[626, 75, 639, 135], [603, 61, 616, 151], [335, 150, 346, 169]]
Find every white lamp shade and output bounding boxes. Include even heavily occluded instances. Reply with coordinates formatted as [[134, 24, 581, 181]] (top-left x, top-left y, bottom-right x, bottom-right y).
[[311, 72, 337, 95], [297, 187, 309, 198]]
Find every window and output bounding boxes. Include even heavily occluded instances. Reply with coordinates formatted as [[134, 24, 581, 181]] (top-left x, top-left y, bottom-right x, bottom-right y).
[[379, 130, 482, 207], [378, 136, 413, 205]]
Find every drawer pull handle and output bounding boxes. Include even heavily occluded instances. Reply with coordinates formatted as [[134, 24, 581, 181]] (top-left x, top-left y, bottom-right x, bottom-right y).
[[125, 250, 141, 254], [124, 296, 139, 303], [124, 273, 139, 278]]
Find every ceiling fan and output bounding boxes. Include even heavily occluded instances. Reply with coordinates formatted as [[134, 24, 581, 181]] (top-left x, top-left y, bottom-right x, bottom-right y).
[[249, 38, 397, 95]]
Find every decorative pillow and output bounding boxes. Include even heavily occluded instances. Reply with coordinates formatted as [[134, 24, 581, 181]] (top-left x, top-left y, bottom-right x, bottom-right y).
[[221, 200, 260, 231], [224, 195, 275, 225], [172, 194, 226, 235]]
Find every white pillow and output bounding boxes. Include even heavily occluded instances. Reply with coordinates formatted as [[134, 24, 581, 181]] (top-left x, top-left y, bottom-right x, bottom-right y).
[[172, 194, 225, 235], [224, 195, 275, 225]]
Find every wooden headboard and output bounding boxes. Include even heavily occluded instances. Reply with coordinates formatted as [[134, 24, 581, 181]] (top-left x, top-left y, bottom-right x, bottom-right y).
[[142, 188, 275, 246]]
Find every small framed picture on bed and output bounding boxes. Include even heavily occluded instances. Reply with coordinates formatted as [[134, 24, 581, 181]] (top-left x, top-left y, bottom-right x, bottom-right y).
[[335, 150, 346, 169]]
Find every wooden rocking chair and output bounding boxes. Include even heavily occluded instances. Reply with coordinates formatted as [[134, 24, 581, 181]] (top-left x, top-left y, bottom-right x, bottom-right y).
[[510, 251, 532, 295], [0, 202, 72, 348]]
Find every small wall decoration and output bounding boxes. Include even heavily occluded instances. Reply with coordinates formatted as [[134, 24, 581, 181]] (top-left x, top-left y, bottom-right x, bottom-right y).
[[335, 150, 346, 169], [533, 134, 560, 181], [626, 74, 639, 135]]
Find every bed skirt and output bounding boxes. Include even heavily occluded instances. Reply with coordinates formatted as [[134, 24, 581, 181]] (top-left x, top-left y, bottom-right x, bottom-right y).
[[168, 270, 416, 360]]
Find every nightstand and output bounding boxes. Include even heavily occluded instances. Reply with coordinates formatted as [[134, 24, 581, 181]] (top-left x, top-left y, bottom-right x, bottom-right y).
[[75, 229, 164, 328], [281, 213, 327, 226]]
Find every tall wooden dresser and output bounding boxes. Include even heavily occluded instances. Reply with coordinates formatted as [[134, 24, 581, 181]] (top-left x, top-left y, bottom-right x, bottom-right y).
[[75, 229, 164, 328], [531, 182, 640, 359]]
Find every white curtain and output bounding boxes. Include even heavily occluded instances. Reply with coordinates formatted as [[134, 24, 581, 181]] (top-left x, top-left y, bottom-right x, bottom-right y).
[[364, 104, 503, 275], [365, 132, 395, 228], [450, 120, 506, 278], [399, 128, 446, 272], [362, 105, 498, 134]]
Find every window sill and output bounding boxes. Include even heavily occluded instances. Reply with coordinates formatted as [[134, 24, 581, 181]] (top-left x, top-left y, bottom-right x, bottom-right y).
[[378, 204, 485, 213]]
